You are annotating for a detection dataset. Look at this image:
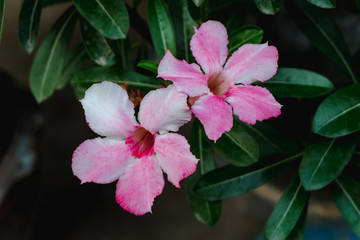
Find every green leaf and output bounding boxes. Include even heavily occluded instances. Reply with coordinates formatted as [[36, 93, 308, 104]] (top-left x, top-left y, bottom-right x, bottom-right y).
[[30, 7, 77, 103], [258, 68, 334, 98], [148, 0, 176, 58], [169, 0, 197, 62], [57, 44, 88, 89], [137, 60, 158, 74], [18, 0, 43, 53], [286, 202, 308, 240], [70, 66, 165, 98], [331, 174, 360, 237], [254, 0, 283, 15], [0, 0, 4, 45], [286, 0, 358, 84], [186, 120, 222, 226], [192, 0, 205, 7], [80, 18, 116, 66], [194, 153, 302, 201], [228, 26, 263, 54], [313, 84, 360, 138], [212, 120, 259, 166], [73, 0, 129, 39], [300, 136, 356, 191], [42, 0, 70, 7], [306, 0, 335, 9], [264, 176, 309, 240]]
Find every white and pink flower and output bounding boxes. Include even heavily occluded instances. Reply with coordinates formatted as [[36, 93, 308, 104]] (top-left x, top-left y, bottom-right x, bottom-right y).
[[158, 20, 282, 141], [72, 81, 198, 215]]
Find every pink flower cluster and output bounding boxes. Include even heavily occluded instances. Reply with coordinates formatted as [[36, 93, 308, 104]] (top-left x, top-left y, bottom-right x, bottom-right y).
[[72, 20, 281, 215]]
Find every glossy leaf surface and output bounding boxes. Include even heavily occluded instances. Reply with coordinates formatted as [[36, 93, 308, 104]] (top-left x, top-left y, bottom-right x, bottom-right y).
[[194, 153, 302, 201], [228, 26, 263, 54], [300, 136, 356, 191], [73, 0, 129, 39], [80, 18, 116, 66], [254, 0, 282, 15], [192, 0, 205, 7], [186, 120, 221, 226], [286, 0, 357, 83], [307, 0, 335, 8], [137, 60, 158, 74], [30, 7, 77, 103], [212, 120, 259, 166], [18, 0, 43, 53], [265, 176, 309, 240], [71, 66, 165, 98], [286, 202, 308, 240], [259, 68, 334, 98], [148, 0, 176, 58], [313, 84, 360, 138]]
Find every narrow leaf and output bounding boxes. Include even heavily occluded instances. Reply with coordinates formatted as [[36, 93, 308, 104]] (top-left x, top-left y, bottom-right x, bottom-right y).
[[0, 0, 4, 45], [228, 26, 263, 54], [313, 84, 360, 138], [254, 0, 283, 15], [194, 153, 302, 201], [212, 120, 259, 166], [186, 120, 222, 226], [30, 7, 77, 103], [300, 136, 356, 191], [148, 0, 176, 58], [265, 176, 309, 240], [137, 60, 158, 74], [258, 68, 334, 98], [331, 174, 360, 237], [286, 0, 358, 83], [70, 66, 165, 98], [18, 0, 42, 53], [80, 18, 116, 66], [73, 0, 129, 39], [57, 44, 88, 89], [306, 0, 336, 9], [169, 0, 197, 62], [192, 0, 205, 7]]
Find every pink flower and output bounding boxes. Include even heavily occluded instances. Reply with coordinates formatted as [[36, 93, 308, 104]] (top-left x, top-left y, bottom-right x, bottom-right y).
[[158, 20, 282, 141], [72, 81, 198, 215]]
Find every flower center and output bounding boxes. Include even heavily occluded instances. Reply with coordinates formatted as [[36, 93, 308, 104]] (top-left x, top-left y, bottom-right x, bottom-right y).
[[207, 71, 231, 97], [125, 127, 155, 158]]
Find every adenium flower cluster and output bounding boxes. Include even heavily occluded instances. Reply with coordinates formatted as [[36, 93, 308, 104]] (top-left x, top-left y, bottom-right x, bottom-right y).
[[72, 20, 281, 215]]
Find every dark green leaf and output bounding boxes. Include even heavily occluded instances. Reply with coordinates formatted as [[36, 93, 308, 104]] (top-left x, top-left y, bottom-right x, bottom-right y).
[[286, 202, 308, 240], [169, 0, 197, 62], [57, 44, 88, 89], [286, 0, 357, 83], [192, 0, 205, 7], [18, 0, 42, 53], [258, 68, 334, 98], [306, 0, 335, 9], [313, 84, 360, 138], [106, 39, 131, 69], [70, 66, 165, 98], [137, 60, 158, 74], [73, 0, 129, 39], [148, 0, 176, 58], [80, 18, 116, 66], [254, 0, 283, 15], [42, 0, 70, 7], [186, 120, 221, 226], [331, 174, 360, 237], [300, 136, 356, 191], [30, 7, 77, 103], [356, 0, 360, 11], [212, 120, 259, 166], [194, 153, 302, 201], [265, 176, 309, 240], [0, 0, 4, 45], [228, 26, 263, 54]]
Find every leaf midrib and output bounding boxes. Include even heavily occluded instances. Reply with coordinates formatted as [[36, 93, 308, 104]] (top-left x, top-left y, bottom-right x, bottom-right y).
[[223, 131, 257, 161], [93, 0, 124, 35], [336, 179, 360, 216]]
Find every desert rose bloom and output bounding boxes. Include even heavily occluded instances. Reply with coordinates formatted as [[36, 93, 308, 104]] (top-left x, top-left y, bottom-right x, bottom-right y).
[[72, 81, 198, 215], [158, 20, 282, 141]]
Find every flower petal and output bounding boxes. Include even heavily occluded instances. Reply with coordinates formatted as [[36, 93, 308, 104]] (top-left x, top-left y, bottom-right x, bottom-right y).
[[191, 94, 233, 141], [190, 20, 228, 74], [81, 81, 138, 138], [225, 85, 282, 125], [154, 133, 199, 188], [224, 43, 278, 85], [115, 156, 164, 215], [139, 85, 192, 134], [72, 137, 133, 184], [157, 50, 209, 97]]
